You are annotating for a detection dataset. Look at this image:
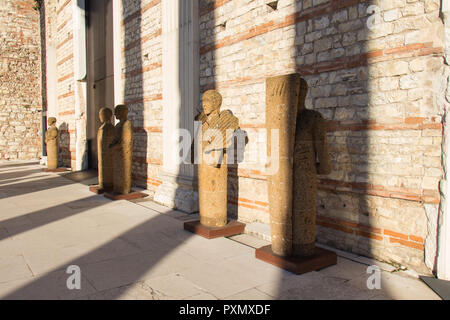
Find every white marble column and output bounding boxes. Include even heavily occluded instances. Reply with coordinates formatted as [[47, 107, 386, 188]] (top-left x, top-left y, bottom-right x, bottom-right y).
[[154, 0, 200, 213], [113, 0, 124, 106], [73, 0, 88, 170], [437, 0, 450, 281]]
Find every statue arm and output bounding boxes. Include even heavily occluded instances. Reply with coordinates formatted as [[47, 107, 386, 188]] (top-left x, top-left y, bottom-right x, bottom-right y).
[[46, 128, 58, 141], [313, 113, 332, 175], [122, 121, 133, 148]]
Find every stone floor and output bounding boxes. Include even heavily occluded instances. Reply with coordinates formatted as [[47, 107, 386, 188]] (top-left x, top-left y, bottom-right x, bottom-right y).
[[0, 160, 441, 300]]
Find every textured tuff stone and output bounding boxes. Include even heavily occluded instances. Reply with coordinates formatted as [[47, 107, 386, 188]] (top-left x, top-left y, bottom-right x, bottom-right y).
[[0, 0, 42, 160]]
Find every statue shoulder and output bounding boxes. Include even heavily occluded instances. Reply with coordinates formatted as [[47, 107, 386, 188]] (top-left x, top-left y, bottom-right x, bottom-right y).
[[219, 110, 239, 129], [123, 120, 133, 130], [195, 112, 207, 122]]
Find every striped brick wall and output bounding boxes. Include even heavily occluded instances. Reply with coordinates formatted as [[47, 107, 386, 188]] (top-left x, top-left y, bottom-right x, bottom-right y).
[[199, 0, 444, 273]]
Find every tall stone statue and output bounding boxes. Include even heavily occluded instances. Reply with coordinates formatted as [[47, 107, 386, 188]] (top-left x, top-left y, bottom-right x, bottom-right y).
[[265, 74, 331, 258], [196, 90, 239, 228], [97, 107, 114, 192], [266, 74, 301, 257], [109, 104, 133, 195], [45, 117, 59, 170], [292, 78, 331, 256]]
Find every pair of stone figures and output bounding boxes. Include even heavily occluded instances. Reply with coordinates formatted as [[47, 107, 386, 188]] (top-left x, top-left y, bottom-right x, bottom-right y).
[[90, 73, 331, 258], [196, 73, 331, 258], [44, 106, 132, 195]]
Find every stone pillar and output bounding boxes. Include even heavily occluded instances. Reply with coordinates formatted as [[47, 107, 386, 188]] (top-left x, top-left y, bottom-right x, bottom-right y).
[[113, 0, 124, 106], [266, 74, 301, 257], [437, 0, 450, 281], [154, 0, 199, 213], [73, 0, 88, 171]]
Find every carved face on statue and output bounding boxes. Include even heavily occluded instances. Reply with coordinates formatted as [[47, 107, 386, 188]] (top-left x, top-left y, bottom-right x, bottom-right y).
[[202, 90, 222, 116], [48, 117, 56, 126], [114, 105, 128, 121], [99, 107, 113, 123]]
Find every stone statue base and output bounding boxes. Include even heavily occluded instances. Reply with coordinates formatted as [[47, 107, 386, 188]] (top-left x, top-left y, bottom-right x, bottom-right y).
[[184, 220, 245, 239], [89, 185, 113, 194], [104, 191, 148, 201], [43, 168, 71, 173], [255, 245, 337, 275]]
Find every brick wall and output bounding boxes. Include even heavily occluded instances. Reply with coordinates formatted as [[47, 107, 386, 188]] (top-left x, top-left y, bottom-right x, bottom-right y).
[[0, 0, 42, 160], [199, 0, 444, 273], [120, 0, 163, 190]]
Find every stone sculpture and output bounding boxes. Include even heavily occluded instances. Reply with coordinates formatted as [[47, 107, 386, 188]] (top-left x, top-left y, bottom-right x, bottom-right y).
[[97, 107, 114, 192], [266, 74, 301, 257], [45, 117, 59, 170], [266, 74, 331, 257], [109, 104, 133, 195], [292, 78, 331, 256], [196, 90, 239, 228]]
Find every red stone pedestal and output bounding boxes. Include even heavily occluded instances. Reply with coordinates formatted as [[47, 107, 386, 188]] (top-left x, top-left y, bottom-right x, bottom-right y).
[[104, 191, 148, 201], [43, 168, 70, 172], [89, 185, 113, 194], [255, 245, 337, 275], [183, 220, 245, 239]]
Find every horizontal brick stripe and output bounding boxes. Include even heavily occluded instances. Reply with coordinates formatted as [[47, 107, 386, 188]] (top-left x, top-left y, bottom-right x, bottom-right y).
[[317, 215, 424, 250], [327, 119, 442, 132], [124, 93, 162, 105], [318, 178, 440, 204], [57, 91, 74, 100], [57, 0, 71, 15], [122, 0, 160, 26], [384, 229, 408, 240], [238, 118, 441, 132], [57, 33, 72, 50], [122, 62, 162, 79], [58, 109, 75, 116], [123, 29, 162, 52], [59, 129, 76, 134], [228, 197, 269, 213], [389, 237, 424, 251], [134, 126, 162, 133], [133, 156, 162, 166], [56, 54, 73, 66], [57, 72, 73, 83]]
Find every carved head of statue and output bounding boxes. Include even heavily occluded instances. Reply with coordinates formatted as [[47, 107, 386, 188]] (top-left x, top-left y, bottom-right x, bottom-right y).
[[114, 104, 128, 121], [48, 117, 56, 126], [202, 90, 222, 116], [298, 78, 308, 112], [99, 107, 113, 123]]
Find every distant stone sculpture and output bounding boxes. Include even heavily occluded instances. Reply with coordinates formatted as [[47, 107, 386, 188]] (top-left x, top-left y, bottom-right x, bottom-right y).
[[97, 107, 114, 192], [45, 117, 59, 169], [196, 90, 239, 228], [266, 74, 331, 257], [109, 105, 133, 195]]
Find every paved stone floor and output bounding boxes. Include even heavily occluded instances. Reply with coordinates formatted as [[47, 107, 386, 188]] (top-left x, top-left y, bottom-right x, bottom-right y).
[[0, 160, 441, 300]]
